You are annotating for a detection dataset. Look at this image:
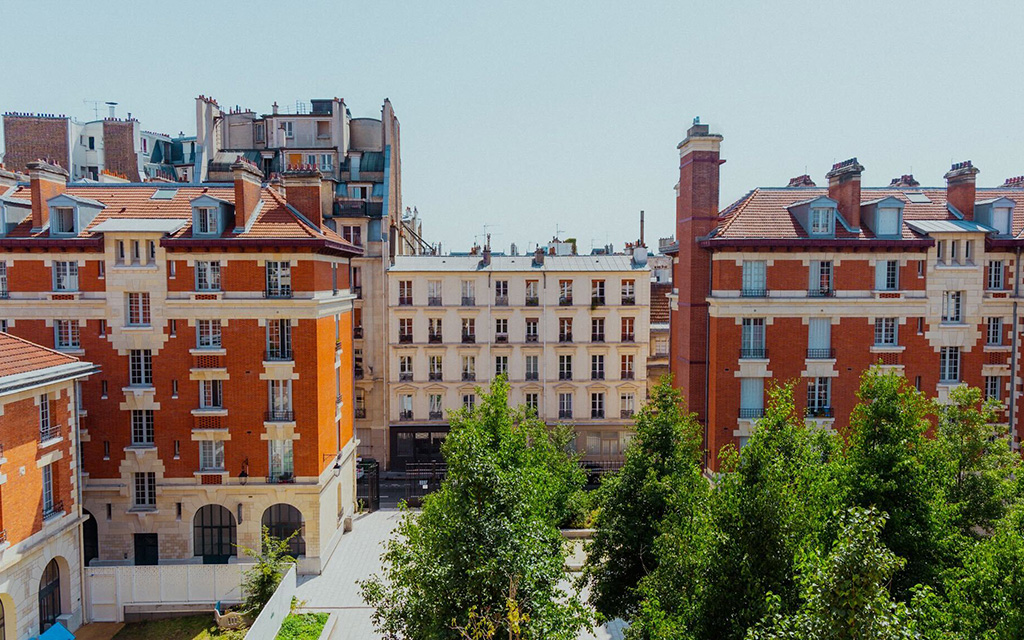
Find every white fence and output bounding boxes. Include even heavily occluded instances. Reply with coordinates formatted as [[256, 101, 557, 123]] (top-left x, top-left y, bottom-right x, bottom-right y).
[[86, 563, 252, 622], [244, 565, 297, 640]]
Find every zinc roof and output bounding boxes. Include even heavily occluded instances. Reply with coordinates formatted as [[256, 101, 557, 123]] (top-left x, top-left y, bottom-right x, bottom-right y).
[[391, 255, 648, 273]]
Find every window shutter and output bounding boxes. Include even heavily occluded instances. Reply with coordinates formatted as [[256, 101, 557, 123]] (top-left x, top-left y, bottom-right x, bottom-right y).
[[740, 378, 764, 409], [808, 318, 830, 349]]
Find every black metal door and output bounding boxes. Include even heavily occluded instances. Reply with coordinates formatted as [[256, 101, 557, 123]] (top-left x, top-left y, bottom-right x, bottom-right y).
[[134, 533, 159, 566], [38, 559, 61, 631], [194, 505, 237, 564], [83, 510, 99, 566], [356, 459, 380, 512]]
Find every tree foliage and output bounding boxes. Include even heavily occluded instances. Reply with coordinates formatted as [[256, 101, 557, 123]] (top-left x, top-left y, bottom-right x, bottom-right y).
[[238, 527, 296, 616]]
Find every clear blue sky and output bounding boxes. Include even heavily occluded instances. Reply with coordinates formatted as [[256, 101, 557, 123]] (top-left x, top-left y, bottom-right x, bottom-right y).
[[4, 0, 1023, 254]]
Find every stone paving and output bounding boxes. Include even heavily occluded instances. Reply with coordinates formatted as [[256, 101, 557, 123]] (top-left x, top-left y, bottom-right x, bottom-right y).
[[295, 509, 624, 640]]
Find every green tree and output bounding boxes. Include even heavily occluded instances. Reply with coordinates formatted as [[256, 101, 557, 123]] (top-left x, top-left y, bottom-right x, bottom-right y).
[[584, 376, 705, 621], [359, 376, 590, 639], [239, 527, 296, 616], [746, 507, 918, 640]]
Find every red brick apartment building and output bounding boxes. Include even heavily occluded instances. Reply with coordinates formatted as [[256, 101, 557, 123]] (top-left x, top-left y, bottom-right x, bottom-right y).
[[670, 122, 1024, 469], [0, 159, 360, 574], [0, 332, 97, 635]]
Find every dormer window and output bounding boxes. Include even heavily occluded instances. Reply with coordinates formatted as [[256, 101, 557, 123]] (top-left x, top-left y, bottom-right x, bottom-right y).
[[876, 207, 900, 236], [52, 207, 75, 234], [810, 207, 833, 235], [195, 207, 218, 235], [993, 207, 1012, 235], [282, 121, 294, 139]]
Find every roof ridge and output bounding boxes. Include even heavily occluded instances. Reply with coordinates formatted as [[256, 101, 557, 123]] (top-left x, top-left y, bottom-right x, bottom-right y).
[[716, 188, 758, 235]]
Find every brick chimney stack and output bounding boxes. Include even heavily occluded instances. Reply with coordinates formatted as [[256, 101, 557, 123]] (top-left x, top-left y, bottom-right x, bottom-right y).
[[280, 165, 324, 229], [825, 158, 864, 231], [945, 161, 979, 221], [27, 160, 68, 232], [231, 157, 263, 231]]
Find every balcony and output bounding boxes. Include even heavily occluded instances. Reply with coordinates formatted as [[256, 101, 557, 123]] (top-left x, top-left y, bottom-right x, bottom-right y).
[[559, 296, 573, 306], [429, 410, 444, 420], [495, 295, 509, 307], [354, 367, 364, 380], [265, 410, 294, 422], [495, 333, 509, 344], [400, 410, 414, 421], [266, 472, 295, 484], [40, 422, 61, 441], [591, 296, 605, 306], [559, 410, 573, 419], [353, 327, 363, 339], [525, 296, 539, 306], [428, 334, 443, 344], [739, 407, 765, 419], [559, 372, 572, 381], [559, 332, 573, 343], [335, 340, 342, 351], [740, 347, 768, 360], [592, 372, 605, 380], [398, 296, 413, 306], [620, 409, 635, 419], [621, 295, 635, 305], [399, 372, 413, 382], [429, 372, 443, 381], [399, 334, 413, 344], [43, 500, 64, 521], [462, 372, 476, 382], [462, 333, 476, 344], [525, 334, 538, 343], [353, 286, 362, 299], [525, 372, 539, 381], [0, 291, 8, 300], [808, 288, 835, 298], [428, 296, 443, 306], [355, 407, 366, 419], [806, 348, 835, 360], [591, 409, 605, 419], [621, 371, 635, 380], [264, 287, 293, 299], [592, 333, 605, 343], [741, 288, 769, 298], [621, 334, 635, 343], [462, 296, 475, 306], [0, 529, 6, 545], [805, 406, 834, 418]]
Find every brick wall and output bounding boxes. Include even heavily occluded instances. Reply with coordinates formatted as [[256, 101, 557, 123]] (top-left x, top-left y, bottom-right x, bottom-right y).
[[101, 120, 141, 182], [2, 116, 70, 172]]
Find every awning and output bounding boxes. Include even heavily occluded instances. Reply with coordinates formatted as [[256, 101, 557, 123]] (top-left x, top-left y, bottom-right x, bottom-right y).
[[38, 622, 75, 640]]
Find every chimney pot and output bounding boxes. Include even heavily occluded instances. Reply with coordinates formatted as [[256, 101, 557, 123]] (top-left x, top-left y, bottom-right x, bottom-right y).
[[825, 157, 864, 230], [944, 160, 980, 220]]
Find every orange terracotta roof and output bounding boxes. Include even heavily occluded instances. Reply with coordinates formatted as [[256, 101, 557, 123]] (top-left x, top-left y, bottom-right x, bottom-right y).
[[650, 283, 672, 324], [0, 332, 80, 378]]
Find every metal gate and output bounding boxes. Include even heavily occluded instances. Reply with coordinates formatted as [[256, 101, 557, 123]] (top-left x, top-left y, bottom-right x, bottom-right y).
[[356, 458, 380, 512], [401, 462, 446, 507]]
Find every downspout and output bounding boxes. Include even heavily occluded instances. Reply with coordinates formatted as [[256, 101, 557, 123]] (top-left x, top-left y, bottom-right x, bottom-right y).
[[1011, 247, 1021, 450], [704, 248, 713, 470]]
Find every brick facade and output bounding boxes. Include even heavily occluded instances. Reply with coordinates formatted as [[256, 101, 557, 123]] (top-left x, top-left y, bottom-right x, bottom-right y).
[[2, 115, 70, 173], [101, 120, 141, 182]]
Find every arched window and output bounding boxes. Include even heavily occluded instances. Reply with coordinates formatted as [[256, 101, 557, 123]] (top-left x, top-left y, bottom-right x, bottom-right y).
[[193, 505, 237, 564], [0, 596, 6, 640], [38, 558, 61, 630], [261, 504, 306, 557], [83, 510, 99, 566]]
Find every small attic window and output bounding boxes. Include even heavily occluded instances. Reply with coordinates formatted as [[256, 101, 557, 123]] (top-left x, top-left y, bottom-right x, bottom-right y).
[[810, 207, 833, 235], [993, 206, 1012, 235], [876, 207, 900, 236], [52, 207, 76, 234], [194, 207, 218, 235]]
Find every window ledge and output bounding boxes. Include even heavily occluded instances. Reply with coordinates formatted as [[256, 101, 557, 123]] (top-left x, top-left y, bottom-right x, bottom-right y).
[[111, 263, 159, 272], [121, 326, 153, 332], [127, 507, 158, 515], [984, 344, 1011, 352], [39, 436, 64, 449], [934, 263, 976, 270], [190, 348, 226, 356], [937, 381, 965, 388], [125, 445, 157, 453], [194, 470, 228, 476], [871, 290, 904, 299], [123, 386, 156, 396], [869, 345, 905, 353], [57, 348, 86, 356], [191, 291, 223, 301], [190, 408, 228, 417], [48, 291, 80, 300]]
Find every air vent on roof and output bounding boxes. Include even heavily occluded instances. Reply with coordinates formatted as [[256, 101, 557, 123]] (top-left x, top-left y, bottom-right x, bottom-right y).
[[151, 189, 178, 200], [904, 192, 931, 204]]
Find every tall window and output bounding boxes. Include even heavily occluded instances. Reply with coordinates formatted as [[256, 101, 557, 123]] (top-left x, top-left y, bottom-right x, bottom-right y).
[[462, 317, 476, 341], [266, 261, 292, 297], [985, 376, 1002, 401], [621, 354, 635, 379], [741, 318, 766, 357], [39, 558, 62, 631], [127, 292, 151, 325], [559, 355, 572, 380], [340, 226, 361, 248], [807, 377, 831, 415], [398, 280, 412, 305], [807, 318, 831, 358], [55, 320, 80, 349], [621, 279, 635, 304], [269, 380, 292, 414], [875, 260, 899, 291], [267, 319, 292, 359], [269, 440, 294, 480], [558, 393, 573, 418], [525, 280, 539, 304], [988, 260, 1005, 290], [620, 392, 635, 417], [429, 356, 443, 380], [196, 207, 218, 234], [942, 291, 963, 323], [39, 393, 52, 439], [197, 319, 222, 348], [132, 410, 155, 445], [874, 318, 898, 346], [592, 317, 605, 342], [399, 318, 413, 342], [621, 317, 635, 341], [195, 261, 221, 291], [200, 380, 223, 408], [399, 355, 413, 380], [429, 394, 443, 418], [525, 355, 539, 380], [399, 394, 413, 418], [591, 354, 605, 380], [940, 346, 961, 383], [53, 261, 78, 291], [462, 355, 476, 380], [559, 280, 573, 304], [428, 280, 442, 305], [525, 318, 538, 342], [987, 317, 1003, 345], [525, 393, 539, 413], [129, 350, 153, 386], [591, 392, 605, 418], [559, 317, 572, 341], [199, 440, 225, 470], [809, 260, 833, 295], [461, 280, 475, 304], [742, 261, 767, 295], [740, 378, 764, 418], [134, 472, 156, 507], [591, 279, 605, 304], [495, 318, 508, 340], [0, 261, 7, 296], [810, 208, 832, 234], [463, 394, 475, 410], [495, 280, 509, 304], [429, 317, 443, 341], [495, 355, 508, 377]]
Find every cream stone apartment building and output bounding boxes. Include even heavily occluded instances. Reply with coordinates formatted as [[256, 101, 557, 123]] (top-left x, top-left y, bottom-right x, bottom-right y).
[[384, 249, 650, 470]]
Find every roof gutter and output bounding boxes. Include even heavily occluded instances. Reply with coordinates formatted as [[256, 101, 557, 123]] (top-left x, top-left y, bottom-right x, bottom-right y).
[[161, 237, 363, 257], [697, 237, 934, 250], [0, 237, 105, 250]]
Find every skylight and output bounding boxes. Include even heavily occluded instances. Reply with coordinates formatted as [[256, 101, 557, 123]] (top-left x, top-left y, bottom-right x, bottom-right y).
[[904, 192, 931, 204], [151, 189, 178, 200]]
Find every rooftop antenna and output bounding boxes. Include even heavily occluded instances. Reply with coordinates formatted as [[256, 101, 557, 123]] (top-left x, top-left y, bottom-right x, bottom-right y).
[[83, 100, 106, 119]]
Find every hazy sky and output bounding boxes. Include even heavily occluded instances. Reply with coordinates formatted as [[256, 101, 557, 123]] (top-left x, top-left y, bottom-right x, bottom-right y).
[[4, 1, 1024, 254]]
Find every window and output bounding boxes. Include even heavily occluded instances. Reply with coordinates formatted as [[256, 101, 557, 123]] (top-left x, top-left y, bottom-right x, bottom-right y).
[[53, 261, 78, 291], [621, 354, 635, 379], [52, 207, 75, 234], [559, 317, 572, 341], [621, 392, 635, 418], [254, 122, 265, 142], [341, 225, 362, 246], [559, 355, 572, 380], [559, 280, 573, 304], [463, 394, 476, 410], [399, 355, 413, 380], [428, 280, 442, 305], [429, 317, 443, 342], [129, 350, 153, 385], [265, 261, 292, 297], [0, 319, 7, 332], [127, 292, 151, 325], [267, 319, 292, 359], [988, 260, 1005, 290], [525, 318, 538, 342], [319, 154, 334, 171], [55, 320, 80, 349], [655, 336, 669, 355], [39, 393, 52, 439], [875, 260, 899, 291], [0, 261, 7, 296], [742, 261, 767, 295], [398, 280, 412, 305], [807, 318, 831, 358], [592, 317, 605, 342], [195, 207, 218, 235], [621, 317, 635, 342], [88, 136, 95, 150], [196, 319, 222, 348], [42, 463, 55, 514], [525, 280, 539, 305], [199, 440, 225, 471], [621, 279, 636, 304], [591, 354, 605, 380], [495, 280, 509, 305], [809, 260, 833, 296], [950, 240, 960, 264], [874, 318, 898, 346], [495, 355, 508, 377], [317, 120, 331, 139], [134, 472, 156, 507], [425, 393, 442, 419], [526, 355, 539, 380], [592, 279, 605, 304], [591, 392, 605, 418], [195, 261, 221, 291], [810, 207, 832, 234], [399, 394, 413, 419], [993, 207, 1012, 235], [940, 346, 961, 383], [282, 121, 294, 138], [495, 318, 508, 340], [269, 440, 294, 480], [199, 380, 223, 408], [741, 318, 766, 358], [937, 240, 946, 262], [462, 317, 476, 341], [525, 393, 539, 412], [132, 410, 155, 445], [429, 356, 443, 380], [559, 392, 573, 418], [942, 291, 963, 323], [965, 240, 974, 263], [876, 207, 900, 236], [461, 279, 475, 304], [985, 376, 1002, 401], [268, 380, 292, 414], [987, 317, 1003, 345], [740, 378, 764, 417], [399, 318, 413, 342], [807, 377, 832, 416], [462, 355, 476, 380]]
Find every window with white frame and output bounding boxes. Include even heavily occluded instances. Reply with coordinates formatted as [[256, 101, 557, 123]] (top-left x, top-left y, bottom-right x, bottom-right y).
[[461, 279, 475, 303], [0, 261, 7, 296], [987, 317, 1003, 345], [132, 410, 155, 445], [195, 260, 221, 291], [951, 240, 960, 264], [621, 354, 635, 378], [265, 261, 292, 297], [742, 261, 767, 295], [875, 260, 899, 291], [199, 380, 223, 408], [621, 392, 635, 417], [39, 392, 51, 438], [269, 439, 294, 478], [495, 280, 509, 302], [42, 463, 55, 513], [874, 318, 898, 346], [341, 225, 362, 246], [267, 319, 291, 359], [269, 380, 292, 413], [282, 121, 294, 139], [254, 122, 265, 142], [429, 355, 443, 379], [591, 392, 605, 418], [937, 240, 946, 262], [199, 440, 225, 471], [591, 354, 605, 380], [558, 392, 573, 416], [494, 355, 508, 377], [134, 472, 156, 507], [621, 279, 635, 302], [319, 154, 334, 171], [129, 350, 152, 385], [525, 318, 538, 341], [525, 393, 539, 413], [127, 292, 151, 326], [429, 394, 443, 416], [807, 377, 831, 414], [940, 346, 961, 383], [462, 355, 476, 377], [942, 291, 963, 323], [53, 261, 78, 291], [740, 378, 764, 416], [558, 355, 572, 380], [55, 320, 80, 349], [398, 280, 413, 304], [809, 260, 833, 295], [399, 394, 413, 416], [429, 317, 443, 339], [985, 376, 1002, 401], [52, 207, 75, 234], [741, 318, 766, 356], [591, 279, 605, 302], [463, 394, 475, 410], [525, 354, 539, 379], [399, 355, 413, 377], [197, 319, 222, 348], [965, 240, 974, 263], [559, 279, 573, 302], [810, 207, 832, 234], [495, 317, 508, 338], [988, 260, 1005, 290], [195, 207, 218, 235]]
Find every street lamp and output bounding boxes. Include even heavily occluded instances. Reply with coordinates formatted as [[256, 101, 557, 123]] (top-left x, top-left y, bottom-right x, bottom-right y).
[[239, 457, 249, 486]]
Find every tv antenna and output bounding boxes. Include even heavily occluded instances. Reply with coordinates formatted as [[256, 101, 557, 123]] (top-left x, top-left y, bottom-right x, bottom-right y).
[[83, 100, 118, 119]]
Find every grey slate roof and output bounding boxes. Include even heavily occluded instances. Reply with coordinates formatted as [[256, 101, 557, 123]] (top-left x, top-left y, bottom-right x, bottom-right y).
[[390, 255, 648, 273]]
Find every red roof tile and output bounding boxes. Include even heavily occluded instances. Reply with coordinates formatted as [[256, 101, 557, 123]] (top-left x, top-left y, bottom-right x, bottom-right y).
[[0, 332, 80, 378], [650, 283, 672, 324]]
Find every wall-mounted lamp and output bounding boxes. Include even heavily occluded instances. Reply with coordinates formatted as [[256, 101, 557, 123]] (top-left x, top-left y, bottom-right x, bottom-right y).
[[239, 457, 249, 486], [332, 461, 342, 478]]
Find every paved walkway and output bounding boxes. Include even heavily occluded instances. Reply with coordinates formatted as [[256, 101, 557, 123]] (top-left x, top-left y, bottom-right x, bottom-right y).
[[296, 509, 623, 640]]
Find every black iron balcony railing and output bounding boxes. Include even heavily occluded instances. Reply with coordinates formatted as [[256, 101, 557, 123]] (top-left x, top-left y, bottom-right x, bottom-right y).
[[399, 372, 413, 382], [495, 295, 509, 306], [805, 406, 834, 418], [495, 333, 509, 344], [559, 296, 573, 306], [808, 288, 835, 298], [621, 371, 635, 380], [265, 410, 294, 422], [462, 372, 476, 382], [741, 288, 769, 298], [806, 348, 835, 359], [462, 296, 475, 306], [620, 409, 635, 419], [592, 372, 605, 380], [0, 291, 9, 300], [740, 347, 768, 359], [591, 296, 605, 306], [739, 407, 765, 419], [559, 372, 572, 380], [622, 334, 635, 343], [621, 295, 635, 305], [353, 327, 363, 339], [267, 472, 295, 484], [462, 333, 476, 343], [429, 372, 443, 381], [399, 334, 413, 344], [40, 423, 61, 441], [0, 529, 7, 544], [429, 410, 444, 420], [352, 286, 362, 299], [592, 410, 606, 419], [525, 296, 539, 306], [43, 500, 64, 521], [399, 296, 413, 306], [428, 296, 443, 306], [525, 372, 539, 381], [559, 410, 573, 419], [354, 367, 364, 379], [559, 332, 572, 343], [525, 334, 538, 343], [265, 348, 293, 361], [355, 407, 367, 419], [400, 410, 414, 421], [428, 334, 443, 344], [335, 340, 342, 351], [592, 333, 605, 343], [264, 287, 293, 299]]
